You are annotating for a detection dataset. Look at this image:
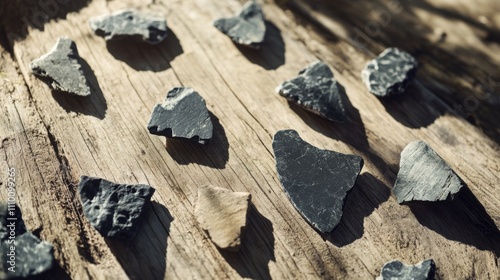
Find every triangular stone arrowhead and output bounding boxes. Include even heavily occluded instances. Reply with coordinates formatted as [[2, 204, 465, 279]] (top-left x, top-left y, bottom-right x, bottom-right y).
[[393, 141, 463, 204], [272, 129, 363, 233], [213, 0, 266, 49], [30, 37, 92, 96], [147, 87, 213, 145], [194, 185, 251, 251], [78, 176, 155, 240], [377, 259, 436, 280], [276, 61, 346, 122]]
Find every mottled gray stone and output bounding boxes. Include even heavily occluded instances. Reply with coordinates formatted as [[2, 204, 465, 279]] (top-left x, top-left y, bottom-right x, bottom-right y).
[[272, 130, 363, 233], [361, 48, 418, 97], [213, 0, 266, 49], [30, 37, 92, 96], [89, 9, 168, 44], [147, 87, 213, 145], [276, 61, 346, 122], [393, 141, 463, 204], [78, 176, 155, 240], [377, 259, 436, 280], [0, 203, 54, 279]]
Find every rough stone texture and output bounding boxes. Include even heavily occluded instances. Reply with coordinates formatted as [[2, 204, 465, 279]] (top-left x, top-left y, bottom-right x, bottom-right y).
[[272, 129, 364, 233], [0, 203, 54, 279], [213, 0, 266, 49], [276, 61, 346, 122], [376, 259, 436, 280], [361, 48, 418, 97], [147, 87, 213, 145], [30, 37, 92, 96], [78, 176, 155, 240], [194, 185, 251, 252], [393, 140, 463, 204], [89, 9, 168, 44]]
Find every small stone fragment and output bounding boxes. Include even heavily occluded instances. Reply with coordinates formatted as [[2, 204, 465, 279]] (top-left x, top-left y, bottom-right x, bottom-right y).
[[276, 61, 346, 122], [30, 37, 92, 96], [0, 203, 54, 279], [361, 48, 418, 97], [194, 185, 251, 252], [89, 9, 168, 44], [213, 0, 266, 49], [377, 259, 436, 280], [78, 176, 155, 240], [393, 141, 463, 204], [272, 129, 363, 233], [147, 87, 213, 145]]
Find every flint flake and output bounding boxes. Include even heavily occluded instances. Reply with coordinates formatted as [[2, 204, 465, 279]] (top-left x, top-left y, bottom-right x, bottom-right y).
[[276, 61, 346, 122], [377, 259, 436, 280], [272, 129, 363, 233]]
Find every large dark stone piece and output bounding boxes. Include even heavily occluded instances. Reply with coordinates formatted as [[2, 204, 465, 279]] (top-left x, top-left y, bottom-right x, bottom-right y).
[[213, 0, 266, 49], [0, 203, 54, 279], [377, 259, 436, 280], [393, 141, 463, 204], [361, 48, 418, 97], [78, 176, 155, 240], [272, 130, 363, 233], [30, 37, 92, 96], [276, 61, 346, 122], [147, 87, 213, 145], [89, 9, 168, 44]]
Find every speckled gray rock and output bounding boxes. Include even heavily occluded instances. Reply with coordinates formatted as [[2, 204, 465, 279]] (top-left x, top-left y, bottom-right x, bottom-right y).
[[30, 37, 92, 96], [272, 130, 363, 233], [78, 176, 155, 240], [89, 9, 168, 44], [361, 48, 418, 97], [213, 0, 266, 49], [393, 141, 463, 204], [147, 87, 213, 145], [377, 259, 436, 280], [276, 61, 346, 122], [0, 203, 54, 279]]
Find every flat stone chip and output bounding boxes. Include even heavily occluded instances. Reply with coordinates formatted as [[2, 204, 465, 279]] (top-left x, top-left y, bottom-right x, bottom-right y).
[[147, 87, 213, 145], [393, 140, 463, 204], [0, 203, 54, 279], [276, 61, 346, 122], [361, 48, 418, 97], [194, 185, 251, 251], [377, 259, 436, 280], [272, 129, 363, 233], [78, 176, 155, 240], [89, 9, 168, 44], [213, 0, 266, 49], [30, 37, 92, 96]]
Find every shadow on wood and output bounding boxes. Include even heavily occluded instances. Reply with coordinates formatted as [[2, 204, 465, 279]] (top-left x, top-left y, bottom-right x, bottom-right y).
[[236, 21, 285, 70], [219, 203, 275, 280], [165, 112, 229, 169], [409, 187, 500, 256], [51, 57, 107, 119], [327, 173, 390, 246], [106, 202, 172, 280], [105, 30, 183, 72]]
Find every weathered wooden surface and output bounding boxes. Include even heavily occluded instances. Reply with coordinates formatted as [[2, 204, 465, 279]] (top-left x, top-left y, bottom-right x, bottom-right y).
[[0, 0, 499, 279]]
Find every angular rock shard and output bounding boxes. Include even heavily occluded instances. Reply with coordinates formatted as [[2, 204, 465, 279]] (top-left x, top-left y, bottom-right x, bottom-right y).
[[194, 185, 251, 251], [0, 203, 54, 279], [78, 176, 155, 240], [272, 129, 363, 233], [393, 141, 463, 204], [361, 48, 418, 97], [377, 259, 436, 280], [89, 9, 168, 44], [30, 37, 92, 96], [147, 87, 213, 145], [213, 0, 266, 49], [276, 61, 346, 122]]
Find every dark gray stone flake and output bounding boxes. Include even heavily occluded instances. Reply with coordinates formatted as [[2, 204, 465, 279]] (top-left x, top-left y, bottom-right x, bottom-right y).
[[377, 259, 436, 280]]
